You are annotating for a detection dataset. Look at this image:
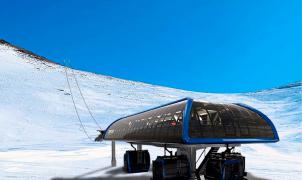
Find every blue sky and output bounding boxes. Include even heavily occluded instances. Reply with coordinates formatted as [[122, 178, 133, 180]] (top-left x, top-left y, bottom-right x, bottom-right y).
[[1, 0, 301, 93]]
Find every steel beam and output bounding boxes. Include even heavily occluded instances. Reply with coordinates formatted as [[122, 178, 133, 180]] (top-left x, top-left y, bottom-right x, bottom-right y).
[[111, 141, 116, 167]]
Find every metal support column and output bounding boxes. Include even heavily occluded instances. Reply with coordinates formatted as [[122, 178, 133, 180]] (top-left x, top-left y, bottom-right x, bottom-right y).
[[176, 148, 182, 155], [178, 146, 196, 180], [137, 144, 142, 150], [111, 141, 116, 167], [188, 146, 196, 179]]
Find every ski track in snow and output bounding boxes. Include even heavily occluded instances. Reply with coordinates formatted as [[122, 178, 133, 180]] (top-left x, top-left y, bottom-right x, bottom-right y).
[[0, 43, 301, 179]]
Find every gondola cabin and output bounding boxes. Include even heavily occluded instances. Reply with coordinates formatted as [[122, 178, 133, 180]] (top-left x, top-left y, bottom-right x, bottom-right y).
[[97, 98, 279, 180], [103, 98, 278, 144]]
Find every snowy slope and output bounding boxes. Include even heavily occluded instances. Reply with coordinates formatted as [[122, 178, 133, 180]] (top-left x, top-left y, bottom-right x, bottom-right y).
[[0, 40, 301, 179]]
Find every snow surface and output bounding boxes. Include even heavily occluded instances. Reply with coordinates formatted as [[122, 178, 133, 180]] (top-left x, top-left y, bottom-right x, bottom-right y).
[[0, 43, 301, 179]]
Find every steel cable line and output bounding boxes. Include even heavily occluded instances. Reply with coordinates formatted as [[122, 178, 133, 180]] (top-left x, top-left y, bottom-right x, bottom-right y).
[[64, 62, 94, 141], [70, 68, 102, 130]]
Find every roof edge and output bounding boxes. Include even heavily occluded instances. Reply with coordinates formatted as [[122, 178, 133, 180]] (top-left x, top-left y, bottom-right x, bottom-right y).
[[103, 97, 193, 138], [235, 103, 279, 142]]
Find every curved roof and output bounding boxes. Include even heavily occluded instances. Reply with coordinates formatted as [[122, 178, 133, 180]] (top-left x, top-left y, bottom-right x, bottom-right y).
[[104, 98, 279, 144]]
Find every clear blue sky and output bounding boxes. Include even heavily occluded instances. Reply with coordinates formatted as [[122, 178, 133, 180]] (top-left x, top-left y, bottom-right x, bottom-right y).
[[1, 0, 301, 93]]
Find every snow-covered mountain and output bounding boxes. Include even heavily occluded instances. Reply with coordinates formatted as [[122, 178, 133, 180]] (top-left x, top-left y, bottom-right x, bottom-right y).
[[0, 40, 301, 179]]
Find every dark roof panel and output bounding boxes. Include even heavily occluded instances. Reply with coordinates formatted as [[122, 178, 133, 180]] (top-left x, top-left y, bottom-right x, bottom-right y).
[[104, 99, 188, 143], [103, 98, 279, 145]]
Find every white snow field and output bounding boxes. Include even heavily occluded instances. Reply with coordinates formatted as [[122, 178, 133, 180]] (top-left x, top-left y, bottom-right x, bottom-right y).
[[0, 41, 301, 180]]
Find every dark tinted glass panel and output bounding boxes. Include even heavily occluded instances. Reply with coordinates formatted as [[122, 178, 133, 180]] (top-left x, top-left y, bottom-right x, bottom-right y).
[[189, 102, 274, 139], [105, 101, 186, 143]]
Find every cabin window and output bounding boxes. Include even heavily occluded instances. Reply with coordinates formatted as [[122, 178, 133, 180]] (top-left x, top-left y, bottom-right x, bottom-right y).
[[189, 102, 274, 139], [208, 110, 222, 125], [105, 100, 187, 143], [196, 109, 210, 125]]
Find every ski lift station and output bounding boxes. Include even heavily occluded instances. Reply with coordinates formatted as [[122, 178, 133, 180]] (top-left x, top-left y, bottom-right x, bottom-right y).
[[96, 97, 279, 180]]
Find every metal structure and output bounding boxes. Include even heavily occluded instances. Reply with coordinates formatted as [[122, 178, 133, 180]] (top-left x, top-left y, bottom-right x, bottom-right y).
[[96, 98, 279, 180]]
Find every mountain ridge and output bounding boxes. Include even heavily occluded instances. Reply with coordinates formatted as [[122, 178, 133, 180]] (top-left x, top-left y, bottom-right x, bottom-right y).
[[276, 81, 302, 89], [0, 39, 58, 65], [0, 39, 300, 93]]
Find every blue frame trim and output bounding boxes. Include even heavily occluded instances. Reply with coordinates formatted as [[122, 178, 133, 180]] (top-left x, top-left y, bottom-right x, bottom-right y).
[[104, 97, 191, 138], [182, 98, 193, 143], [182, 101, 279, 144]]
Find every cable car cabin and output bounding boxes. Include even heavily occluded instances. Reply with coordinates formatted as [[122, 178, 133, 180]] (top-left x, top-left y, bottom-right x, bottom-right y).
[[98, 98, 279, 179], [102, 98, 279, 145]]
